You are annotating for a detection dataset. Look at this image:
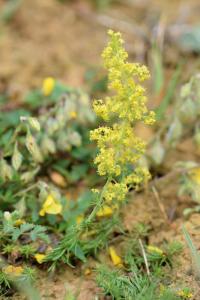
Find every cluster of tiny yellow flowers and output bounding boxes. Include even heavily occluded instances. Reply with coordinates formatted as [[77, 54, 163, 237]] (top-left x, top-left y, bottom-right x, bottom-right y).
[[90, 30, 155, 215], [3, 265, 24, 277], [177, 289, 193, 299]]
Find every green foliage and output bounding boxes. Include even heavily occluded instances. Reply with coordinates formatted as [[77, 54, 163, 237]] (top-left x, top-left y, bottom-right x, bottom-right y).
[[84, 67, 108, 96], [42, 30, 155, 269], [155, 63, 182, 121], [0, 27, 193, 300], [178, 26, 200, 53], [151, 44, 164, 95], [0, 271, 11, 290], [96, 265, 182, 300], [1, 210, 49, 243], [19, 245, 36, 259], [148, 73, 200, 167], [0, 79, 95, 218], [182, 225, 200, 279], [0, 78, 100, 298], [0, 262, 38, 298], [96, 239, 184, 300], [46, 216, 119, 269]]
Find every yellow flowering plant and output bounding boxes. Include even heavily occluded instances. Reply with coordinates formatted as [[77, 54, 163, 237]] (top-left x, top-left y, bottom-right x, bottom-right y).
[[46, 30, 155, 267], [90, 30, 155, 216]]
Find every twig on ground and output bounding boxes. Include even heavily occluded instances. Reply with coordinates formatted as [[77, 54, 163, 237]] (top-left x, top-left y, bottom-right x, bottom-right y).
[[152, 186, 169, 223], [138, 238, 150, 278]]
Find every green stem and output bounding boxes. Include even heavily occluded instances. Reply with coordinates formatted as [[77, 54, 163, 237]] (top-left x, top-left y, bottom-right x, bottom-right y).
[[14, 182, 39, 197], [86, 176, 112, 224]]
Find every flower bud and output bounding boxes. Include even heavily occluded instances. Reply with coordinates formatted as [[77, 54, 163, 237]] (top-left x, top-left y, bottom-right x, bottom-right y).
[[20, 167, 40, 183], [38, 182, 49, 202], [68, 131, 82, 147], [166, 118, 182, 146], [57, 133, 71, 151], [46, 118, 60, 135], [12, 142, 23, 171], [180, 82, 191, 98], [178, 98, 196, 124], [41, 137, 56, 156], [26, 131, 43, 163], [28, 117, 41, 132], [4, 211, 11, 221], [149, 139, 165, 165], [0, 159, 13, 181]]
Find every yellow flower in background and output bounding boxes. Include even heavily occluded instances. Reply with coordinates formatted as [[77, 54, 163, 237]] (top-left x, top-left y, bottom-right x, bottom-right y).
[[39, 194, 62, 216], [76, 215, 84, 224], [109, 246, 123, 267], [3, 265, 23, 277], [34, 253, 46, 264], [147, 245, 164, 256], [14, 219, 25, 226], [188, 167, 200, 185], [84, 268, 92, 275], [70, 111, 77, 119], [42, 77, 55, 96], [96, 205, 113, 217]]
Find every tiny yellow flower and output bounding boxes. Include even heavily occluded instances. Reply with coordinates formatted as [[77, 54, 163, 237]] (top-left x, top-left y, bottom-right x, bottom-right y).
[[14, 219, 25, 226], [109, 246, 123, 267], [39, 194, 62, 216], [84, 268, 92, 275], [91, 188, 100, 194], [76, 215, 84, 224], [42, 77, 55, 96], [3, 265, 23, 276], [70, 111, 77, 119], [147, 245, 164, 256], [34, 253, 46, 264], [96, 205, 113, 217], [159, 284, 166, 295]]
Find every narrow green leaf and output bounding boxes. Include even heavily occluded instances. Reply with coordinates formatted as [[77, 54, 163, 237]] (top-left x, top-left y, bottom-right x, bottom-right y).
[[155, 62, 183, 121]]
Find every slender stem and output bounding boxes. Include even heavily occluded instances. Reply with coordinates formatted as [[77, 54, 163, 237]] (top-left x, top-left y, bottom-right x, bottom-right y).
[[14, 182, 39, 197], [86, 176, 112, 224], [139, 238, 150, 278]]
